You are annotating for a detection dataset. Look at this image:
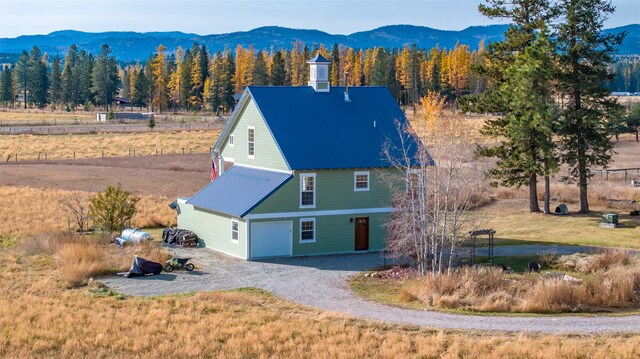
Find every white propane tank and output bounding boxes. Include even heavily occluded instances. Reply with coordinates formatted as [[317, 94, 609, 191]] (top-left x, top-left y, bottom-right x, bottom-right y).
[[120, 228, 151, 243]]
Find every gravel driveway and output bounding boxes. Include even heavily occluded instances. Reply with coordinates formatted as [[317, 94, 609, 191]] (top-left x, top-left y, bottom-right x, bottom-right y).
[[101, 246, 640, 333]]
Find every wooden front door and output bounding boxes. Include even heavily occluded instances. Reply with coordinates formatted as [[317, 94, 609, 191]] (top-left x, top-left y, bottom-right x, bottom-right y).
[[354, 217, 369, 251]]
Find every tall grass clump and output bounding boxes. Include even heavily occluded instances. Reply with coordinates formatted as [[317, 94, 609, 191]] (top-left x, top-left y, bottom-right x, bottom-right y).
[[21, 231, 171, 287], [401, 252, 640, 313]]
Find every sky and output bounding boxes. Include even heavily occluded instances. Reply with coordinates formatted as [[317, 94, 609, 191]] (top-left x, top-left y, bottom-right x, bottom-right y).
[[0, 0, 638, 38]]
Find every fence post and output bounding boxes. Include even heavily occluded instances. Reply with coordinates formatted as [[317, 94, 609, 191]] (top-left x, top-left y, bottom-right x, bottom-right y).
[[189, 148, 192, 155], [15, 153, 17, 162], [45, 152, 47, 161], [38, 152, 41, 161], [160, 148, 163, 155], [182, 148, 185, 155], [102, 150, 104, 158], [73, 151, 76, 159]]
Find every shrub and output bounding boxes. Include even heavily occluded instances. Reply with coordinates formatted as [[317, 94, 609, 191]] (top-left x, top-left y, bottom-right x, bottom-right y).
[[90, 185, 140, 234]]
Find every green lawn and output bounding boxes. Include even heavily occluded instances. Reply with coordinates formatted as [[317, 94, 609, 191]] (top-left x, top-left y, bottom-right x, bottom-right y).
[[481, 209, 640, 249]]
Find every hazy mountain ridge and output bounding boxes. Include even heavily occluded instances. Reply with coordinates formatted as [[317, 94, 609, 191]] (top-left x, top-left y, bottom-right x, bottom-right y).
[[0, 24, 638, 62]]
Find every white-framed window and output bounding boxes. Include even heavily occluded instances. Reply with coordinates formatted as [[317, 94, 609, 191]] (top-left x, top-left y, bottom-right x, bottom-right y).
[[354, 171, 370, 191], [231, 219, 239, 242], [229, 133, 235, 147], [318, 66, 326, 80], [247, 126, 255, 158], [300, 218, 316, 243], [300, 173, 316, 208]]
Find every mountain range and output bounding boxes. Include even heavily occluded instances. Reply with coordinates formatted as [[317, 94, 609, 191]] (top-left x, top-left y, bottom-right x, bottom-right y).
[[1, 24, 639, 62]]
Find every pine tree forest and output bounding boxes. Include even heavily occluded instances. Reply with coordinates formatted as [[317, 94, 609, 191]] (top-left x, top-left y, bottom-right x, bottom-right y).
[[0, 41, 485, 113]]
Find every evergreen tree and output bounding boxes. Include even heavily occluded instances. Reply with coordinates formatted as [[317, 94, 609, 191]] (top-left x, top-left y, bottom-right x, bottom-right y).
[[14, 50, 29, 109], [28, 46, 49, 108], [50, 54, 62, 107], [180, 49, 193, 110], [479, 31, 558, 213], [131, 68, 148, 108], [62, 44, 79, 108], [555, 0, 626, 213], [252, 50, 269, 85], [371, 48, 388, 86], [269, 50, 286, 86], [79, 51, 95, 107], [330, 43, 340, 86], [0, 65, 14, 107], [222, 50, 236, 112], [206, 51, 225, 113], [91, 45, 120, 110], [463, 0, 557, 212]]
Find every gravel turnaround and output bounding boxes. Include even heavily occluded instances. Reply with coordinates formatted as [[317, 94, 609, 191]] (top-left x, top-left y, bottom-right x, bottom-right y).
[[101, 246, 640, 333]]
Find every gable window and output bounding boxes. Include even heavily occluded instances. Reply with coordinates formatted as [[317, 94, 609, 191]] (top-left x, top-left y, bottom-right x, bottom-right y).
[[229, 133, 235, 147], [300, 218, 316, 243], [247, 127, 255, 158], [231, 219, 239, 242], [354, 171, 370, 191], [300, 173, 316, 208]]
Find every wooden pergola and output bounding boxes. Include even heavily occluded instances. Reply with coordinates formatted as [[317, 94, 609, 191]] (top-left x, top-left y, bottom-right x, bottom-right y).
[[467, 229, 496, 264]]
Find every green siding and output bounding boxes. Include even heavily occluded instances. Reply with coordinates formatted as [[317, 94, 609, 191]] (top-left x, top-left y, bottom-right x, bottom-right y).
[[220, 98, 289, 171], [250, 212, 389, 256], [177, 201, 246, 258], [251, 168, 395, 214]]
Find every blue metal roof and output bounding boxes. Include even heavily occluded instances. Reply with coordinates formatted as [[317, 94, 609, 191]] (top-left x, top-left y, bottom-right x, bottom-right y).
[[186, 166, 292, 217], [246, 86, 423, 170]]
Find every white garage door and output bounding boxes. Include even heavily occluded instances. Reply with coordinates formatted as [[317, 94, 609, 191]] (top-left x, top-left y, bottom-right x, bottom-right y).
[[251, 221, 292, 258]]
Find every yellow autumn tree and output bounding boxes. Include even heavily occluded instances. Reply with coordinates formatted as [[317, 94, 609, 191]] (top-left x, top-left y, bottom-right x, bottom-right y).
[[152, 44, 168, 111]]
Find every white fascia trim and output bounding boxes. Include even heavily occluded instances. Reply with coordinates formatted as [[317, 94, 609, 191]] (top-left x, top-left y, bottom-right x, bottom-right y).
[[245, 207, 393, 220], [234, 164, 292, 174]]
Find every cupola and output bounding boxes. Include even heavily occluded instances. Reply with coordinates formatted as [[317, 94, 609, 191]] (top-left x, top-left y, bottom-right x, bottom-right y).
[[307, 54, 331, 92]]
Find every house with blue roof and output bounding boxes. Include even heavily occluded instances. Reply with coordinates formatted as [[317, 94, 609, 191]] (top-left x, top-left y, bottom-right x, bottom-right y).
[[177, 54, 422, 259]]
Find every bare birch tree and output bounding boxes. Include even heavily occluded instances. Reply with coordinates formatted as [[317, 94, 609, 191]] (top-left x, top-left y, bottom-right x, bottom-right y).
[[385, 93, 485, 275]]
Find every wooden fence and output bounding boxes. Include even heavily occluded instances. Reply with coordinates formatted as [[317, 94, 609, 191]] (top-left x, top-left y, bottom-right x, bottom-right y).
[[3, 147, 213, 162]]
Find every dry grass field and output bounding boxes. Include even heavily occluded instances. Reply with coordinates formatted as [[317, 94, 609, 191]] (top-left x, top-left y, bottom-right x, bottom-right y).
[[0, 109, 95, 124], [1, 242, 639, 358], [0, 129, 220, 161], [2, 109, 640, 357], [0, 186, 176, 238], [0, 154, 211, 197]]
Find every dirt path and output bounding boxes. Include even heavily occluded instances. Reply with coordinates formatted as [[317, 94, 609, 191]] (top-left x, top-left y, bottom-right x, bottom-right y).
[[101, 246, 640, 333]]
